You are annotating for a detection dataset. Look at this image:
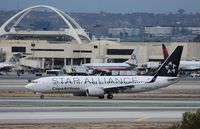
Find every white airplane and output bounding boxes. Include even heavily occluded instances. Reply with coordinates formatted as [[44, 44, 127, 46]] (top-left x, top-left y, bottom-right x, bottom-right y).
[[179, 60, 200, 71], [0, 54, 20, 72], [82, 50, 137, 72], [162, 44, 200, 71], [25, 46, 183, 99]]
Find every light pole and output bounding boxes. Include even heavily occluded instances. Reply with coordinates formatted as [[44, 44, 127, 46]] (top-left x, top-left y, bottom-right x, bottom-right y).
[[31, 43, 35, 59], [98, 38, 100, 60], [29, 23, 35, 59], [93, 24, 103, 62]]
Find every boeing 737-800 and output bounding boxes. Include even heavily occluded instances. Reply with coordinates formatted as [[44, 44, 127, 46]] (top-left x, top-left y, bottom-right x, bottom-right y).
[[25, 46, 183, 99]]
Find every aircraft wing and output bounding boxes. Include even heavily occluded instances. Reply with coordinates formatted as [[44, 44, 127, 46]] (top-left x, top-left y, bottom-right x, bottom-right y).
[[103, 84, 135, 93]]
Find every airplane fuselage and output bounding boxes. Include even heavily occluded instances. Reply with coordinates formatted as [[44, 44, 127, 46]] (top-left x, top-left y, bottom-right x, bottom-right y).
[[180, 61, 200, 71], [83, 63, 133, 71], [26, 76, 178, 94]]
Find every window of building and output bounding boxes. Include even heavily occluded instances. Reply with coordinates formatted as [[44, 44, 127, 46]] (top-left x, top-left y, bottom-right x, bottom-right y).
[[12, 46, 26, 52], [107, 49, 133, 55], [85, 58, 91, 63], [73, 50, 92, 53], [94, 45, 98, 49], [31, 49, 64, 51], [112, 59, 127, 63]]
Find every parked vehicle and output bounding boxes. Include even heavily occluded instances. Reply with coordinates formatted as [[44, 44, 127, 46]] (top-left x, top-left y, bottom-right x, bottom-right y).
[[45, 69, 64, 76]]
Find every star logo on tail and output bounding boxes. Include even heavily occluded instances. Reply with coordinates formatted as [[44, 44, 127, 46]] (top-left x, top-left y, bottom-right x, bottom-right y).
[[165, 61, 176, 74]]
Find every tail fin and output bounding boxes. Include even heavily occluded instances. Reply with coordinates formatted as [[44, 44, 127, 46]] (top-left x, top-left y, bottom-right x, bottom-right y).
[[162, 44, 169, 60], [8, 53, 23, 64], [8, 56, 17, 64], [124, 50, 138, 66], [149, 46, 183, 82]]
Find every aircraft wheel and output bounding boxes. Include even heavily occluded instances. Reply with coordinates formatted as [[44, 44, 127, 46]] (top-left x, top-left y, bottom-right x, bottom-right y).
[[98, 95, 104, 99], [40, 95, 44, 99], [107, 94, 113, 99]]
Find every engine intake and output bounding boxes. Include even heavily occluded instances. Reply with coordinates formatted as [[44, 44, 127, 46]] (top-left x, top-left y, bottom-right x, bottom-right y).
[[86, 87, 104, 96]]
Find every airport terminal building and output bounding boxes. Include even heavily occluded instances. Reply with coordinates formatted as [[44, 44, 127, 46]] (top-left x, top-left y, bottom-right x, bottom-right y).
[[1, 39, 200, 70], [0, 5, 200, 70]]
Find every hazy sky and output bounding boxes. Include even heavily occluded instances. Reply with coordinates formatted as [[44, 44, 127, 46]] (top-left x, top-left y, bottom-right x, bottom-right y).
[[1, 0, 200, 14]]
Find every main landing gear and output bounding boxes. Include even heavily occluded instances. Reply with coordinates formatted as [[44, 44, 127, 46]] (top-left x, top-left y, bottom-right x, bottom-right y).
[[98, 94, 113, 99], [98, 96, 104, 99], [36, 92, 45, 99]]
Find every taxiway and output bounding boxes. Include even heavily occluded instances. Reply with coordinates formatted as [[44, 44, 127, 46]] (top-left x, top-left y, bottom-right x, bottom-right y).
[[0, 98, 199, 123], [0, 78, 199, 124]]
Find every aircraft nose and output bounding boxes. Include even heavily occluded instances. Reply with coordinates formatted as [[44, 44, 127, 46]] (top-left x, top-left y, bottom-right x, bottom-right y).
[[25, 83, 33, 91]]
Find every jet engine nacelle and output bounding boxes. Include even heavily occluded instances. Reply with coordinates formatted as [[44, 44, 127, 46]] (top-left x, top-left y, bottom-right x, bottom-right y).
[[86, 87, 104, 96]]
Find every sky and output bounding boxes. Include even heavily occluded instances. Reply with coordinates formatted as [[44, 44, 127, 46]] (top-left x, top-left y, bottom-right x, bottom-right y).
[[1, 0, 200, 14]]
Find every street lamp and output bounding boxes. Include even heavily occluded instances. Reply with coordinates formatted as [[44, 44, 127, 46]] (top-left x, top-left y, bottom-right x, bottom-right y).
[[31, 43, 35, 59], [29, 23, 36, 59], [93, 24, 103, 62]]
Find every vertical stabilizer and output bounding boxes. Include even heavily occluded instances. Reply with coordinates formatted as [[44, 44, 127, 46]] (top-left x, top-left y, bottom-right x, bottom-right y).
[[124, 50, 138, 66], [8, 53, 23, 64], [162, 44, 169, 60], [149, 46, 183, 83]]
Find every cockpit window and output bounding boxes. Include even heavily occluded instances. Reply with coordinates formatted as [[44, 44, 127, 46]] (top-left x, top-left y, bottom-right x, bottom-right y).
[[31, 81, 38, 83]]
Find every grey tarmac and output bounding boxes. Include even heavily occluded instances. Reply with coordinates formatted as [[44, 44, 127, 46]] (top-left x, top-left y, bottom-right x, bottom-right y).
[[0, 106, 198, 123]]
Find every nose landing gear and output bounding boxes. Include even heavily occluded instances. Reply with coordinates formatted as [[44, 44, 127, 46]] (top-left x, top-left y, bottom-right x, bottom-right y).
[[36, 92, 44, 99], [40, 95, 44, 99]]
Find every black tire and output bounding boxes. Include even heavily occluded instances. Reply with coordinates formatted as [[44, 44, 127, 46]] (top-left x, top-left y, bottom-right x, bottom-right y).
[[40, 95, 44, 99], [107, 94, 113, 99], [98, 95, 104, 99]]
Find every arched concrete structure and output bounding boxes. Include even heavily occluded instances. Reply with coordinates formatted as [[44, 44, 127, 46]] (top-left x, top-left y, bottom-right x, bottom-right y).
[[0, 5, 91, 44]]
